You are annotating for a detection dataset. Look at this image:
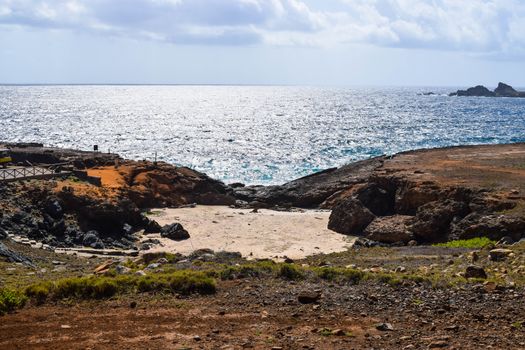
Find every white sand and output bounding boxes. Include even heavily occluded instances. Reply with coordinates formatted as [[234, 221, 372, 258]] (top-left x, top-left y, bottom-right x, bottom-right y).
[[144, 205, 355, 260]]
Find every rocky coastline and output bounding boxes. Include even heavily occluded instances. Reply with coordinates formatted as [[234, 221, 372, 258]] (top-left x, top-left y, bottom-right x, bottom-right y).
[[1, 142, 525, 253]]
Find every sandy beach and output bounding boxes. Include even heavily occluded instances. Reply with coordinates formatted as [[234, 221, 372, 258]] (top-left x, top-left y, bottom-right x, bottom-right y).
[[144, 205, 354, 260]]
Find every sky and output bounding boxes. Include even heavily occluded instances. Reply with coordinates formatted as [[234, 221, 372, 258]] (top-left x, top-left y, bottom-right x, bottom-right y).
[[0, 0, 525, 86]]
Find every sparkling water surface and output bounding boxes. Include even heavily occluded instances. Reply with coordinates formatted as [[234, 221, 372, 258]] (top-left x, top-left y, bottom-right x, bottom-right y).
[[1, 85, 525, 185]]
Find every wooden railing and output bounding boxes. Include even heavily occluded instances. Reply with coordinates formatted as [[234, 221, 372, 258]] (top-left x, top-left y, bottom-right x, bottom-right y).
[[0, 164, 70, 182]]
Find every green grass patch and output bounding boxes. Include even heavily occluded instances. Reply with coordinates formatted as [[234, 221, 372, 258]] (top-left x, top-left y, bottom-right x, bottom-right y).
[[25, 270, 216, 303], [0, 289, 28, 315], [433, 237, 495, 249], [278, 264, 304, 280], [216, 260, 278, 280], [314, 267, 365, 284]]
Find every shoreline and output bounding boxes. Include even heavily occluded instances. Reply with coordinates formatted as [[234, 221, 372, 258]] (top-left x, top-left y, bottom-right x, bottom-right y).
[[1, 141, 525, 349], [1, 141, 524, 256], [0, 143, 525, 253]]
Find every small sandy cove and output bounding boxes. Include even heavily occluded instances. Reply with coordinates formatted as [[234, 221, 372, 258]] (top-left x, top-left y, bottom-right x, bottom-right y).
[[144, 206, 354, 260]]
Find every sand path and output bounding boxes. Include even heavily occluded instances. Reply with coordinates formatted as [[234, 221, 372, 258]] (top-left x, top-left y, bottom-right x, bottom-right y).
[[144, 206, 354, 260]]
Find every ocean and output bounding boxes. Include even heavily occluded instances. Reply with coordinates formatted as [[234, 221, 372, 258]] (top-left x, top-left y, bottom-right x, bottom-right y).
[[1, 85, 524, 185]]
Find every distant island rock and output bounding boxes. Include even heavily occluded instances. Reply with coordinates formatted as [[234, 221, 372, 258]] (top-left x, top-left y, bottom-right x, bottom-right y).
[[450, 82, 525, 97]]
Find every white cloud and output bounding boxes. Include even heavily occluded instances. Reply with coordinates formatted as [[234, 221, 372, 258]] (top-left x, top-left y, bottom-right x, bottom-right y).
[[0, 0, 524, 56]]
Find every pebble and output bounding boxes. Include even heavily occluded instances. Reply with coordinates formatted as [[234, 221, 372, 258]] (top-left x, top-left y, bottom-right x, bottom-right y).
[[297, 290, 321, 304], [464, 265, 487, 279], [395, 266, 407, 273], [376, 323, 394, 331], [489, 249, 513, 261]]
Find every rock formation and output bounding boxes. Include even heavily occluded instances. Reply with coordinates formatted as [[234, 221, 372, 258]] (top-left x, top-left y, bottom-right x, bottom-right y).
[[232, 143, 525, 245], [450, 82, 525, 97]]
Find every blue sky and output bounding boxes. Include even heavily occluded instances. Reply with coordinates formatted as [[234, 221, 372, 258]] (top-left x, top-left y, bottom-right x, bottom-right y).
[[1, 0, 524, 86]]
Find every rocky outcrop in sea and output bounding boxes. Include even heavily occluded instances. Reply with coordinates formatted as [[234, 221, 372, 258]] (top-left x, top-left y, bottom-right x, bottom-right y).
[[450, 82, 525, 97]]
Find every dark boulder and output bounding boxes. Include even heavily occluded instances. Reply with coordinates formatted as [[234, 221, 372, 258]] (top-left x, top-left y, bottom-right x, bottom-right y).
[[11, 211, 30, 224], [143, 218, 162, 233], [328, 198, 375, 235], [352, 237, 385, 248], [364, 215, 414, 244], [64, 225, 84, 244], [44, 198, 63, 220], [122, 223, 134, 236], [297, 290, 321, 304], [160, 223, 190, 241], [0, 242, 34, 267], [49, 218, 66, 236], [465, 265, 487, 279], [82, 230, 105, 249]]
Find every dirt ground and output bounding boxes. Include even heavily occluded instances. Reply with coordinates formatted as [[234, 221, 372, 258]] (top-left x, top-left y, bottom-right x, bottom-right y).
[[1, 278, 524, 350], [1, 241, 525, 350]]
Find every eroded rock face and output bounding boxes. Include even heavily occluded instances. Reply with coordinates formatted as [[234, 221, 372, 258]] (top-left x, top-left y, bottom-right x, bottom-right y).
[[58, 187, 144, 235], [328, 198, 375, 235], [364, 215, 414, 244], [409, 200, 470, 243], [450, 213, 525, 241], [122, 163, 236, 208], [233, 157, 385, 208], [356, 183, 395, 216], [395, 183, 442, 215]]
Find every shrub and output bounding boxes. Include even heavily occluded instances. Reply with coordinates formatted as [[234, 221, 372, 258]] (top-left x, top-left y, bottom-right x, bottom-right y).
[[168, 271, 216, 295], [90, 279, 119, 299], [314, 267, 365, 284], [25, 283, 51, 305], [0, 289, 28, 315], [278, 264, 304, 280], [24, 271, 216, 303]]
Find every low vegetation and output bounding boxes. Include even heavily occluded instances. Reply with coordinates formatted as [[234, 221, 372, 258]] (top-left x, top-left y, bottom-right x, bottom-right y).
[[2, 240, 523, 316], [0, 289, 28, 315], [433, 237, 495, 249], [24, 270, 216, 306]]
